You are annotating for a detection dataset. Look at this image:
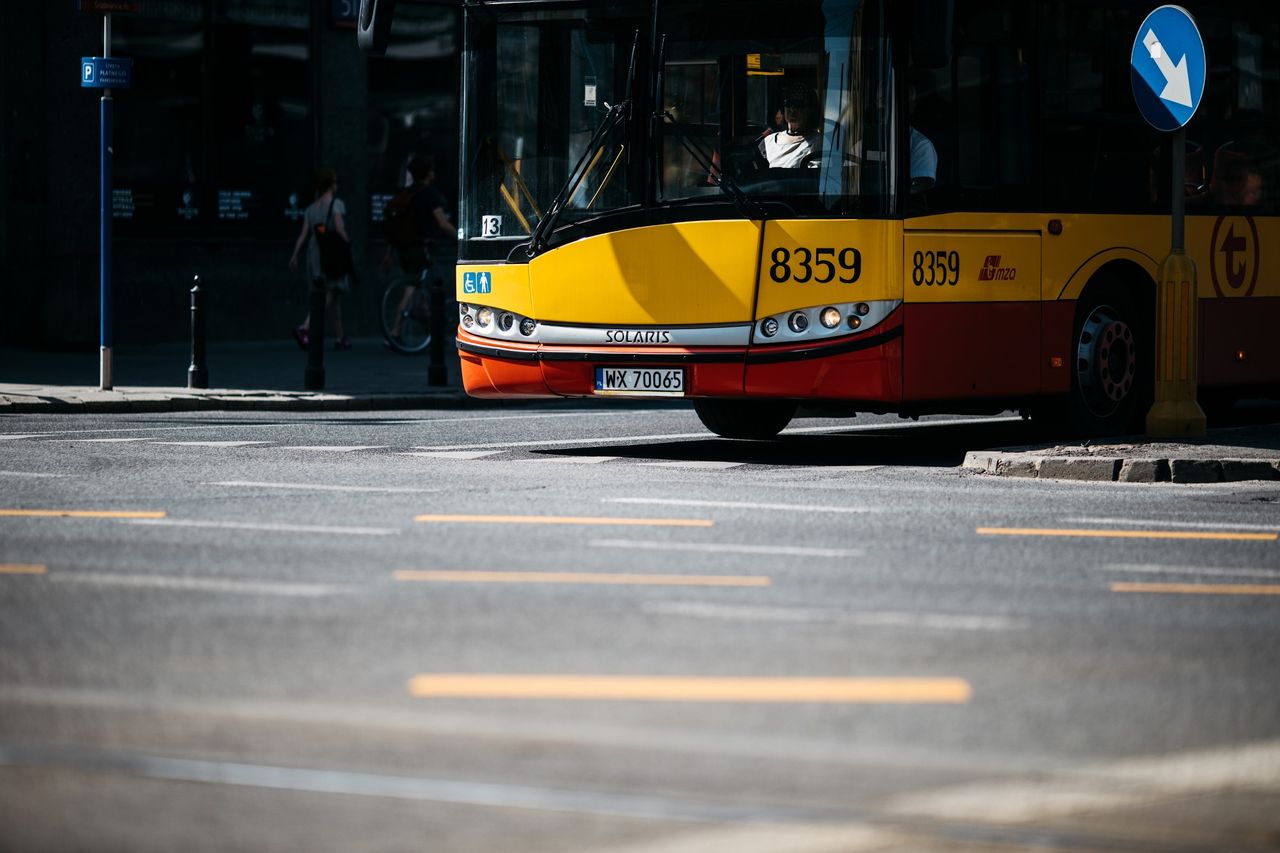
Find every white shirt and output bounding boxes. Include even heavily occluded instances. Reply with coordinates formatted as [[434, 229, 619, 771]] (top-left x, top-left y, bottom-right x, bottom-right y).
[[910, 127, 937, 181], [759, 131, 820, 168]]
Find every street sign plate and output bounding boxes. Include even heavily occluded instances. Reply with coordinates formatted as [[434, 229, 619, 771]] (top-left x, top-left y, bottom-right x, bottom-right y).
[[1130, 5, 1206, 132], [81, 57, 133, 90], [77, 0, 140, 12]]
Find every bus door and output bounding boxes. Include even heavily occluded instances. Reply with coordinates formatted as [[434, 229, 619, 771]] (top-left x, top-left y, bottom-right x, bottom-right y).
[[901, 223, 1042, 401]]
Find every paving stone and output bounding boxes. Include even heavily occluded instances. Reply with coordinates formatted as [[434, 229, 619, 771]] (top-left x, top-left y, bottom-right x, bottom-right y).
[[1169, 459, 1222, 483], [1118, 459, 1170, 483], [995, 459, 1039, 477], [1035, 457, 1121, 481], [1219, 459, 1280, 482]]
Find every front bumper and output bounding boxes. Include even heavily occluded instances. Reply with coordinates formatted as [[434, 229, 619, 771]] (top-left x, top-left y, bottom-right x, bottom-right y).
[[457, 308, 903, 402]]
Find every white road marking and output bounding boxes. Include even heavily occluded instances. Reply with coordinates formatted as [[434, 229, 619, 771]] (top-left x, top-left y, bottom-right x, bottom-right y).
[[47, 572, 346, 597], [590, 539, 860, 558], [0, 744, 850, 826], [783, 465, 885, 475], [154, 441, 273, 448], [1067, 517, 1280, 532], [206, 480, 440, 494], [607, 498, 874, 514], [0, 471, 67, 478], [0, 435, 41, 441], [410, 416, 1023, 453], [57, 437, 155, 443], [885, 738, 1280, 824], [585, 824, 900, 853], [638, 461, 743, 469], [520, 456, 620, 464], [645, 602, 1023, 631], [398, 450, 505, 460], [1100, 563, 1280, 579], [276, 445, 389, 452], [119, 519, 396, 535]]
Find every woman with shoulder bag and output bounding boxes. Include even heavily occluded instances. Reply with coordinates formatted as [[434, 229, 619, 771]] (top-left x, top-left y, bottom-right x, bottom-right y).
[[289, 166, 354, 350]]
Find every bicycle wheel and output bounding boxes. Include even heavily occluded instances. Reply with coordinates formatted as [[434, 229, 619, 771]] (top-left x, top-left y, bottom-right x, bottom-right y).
[[381, 281, 431, 354]]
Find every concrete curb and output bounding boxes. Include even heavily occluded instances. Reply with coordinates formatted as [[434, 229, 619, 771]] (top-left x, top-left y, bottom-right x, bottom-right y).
[[964, 451, 1280, 483]]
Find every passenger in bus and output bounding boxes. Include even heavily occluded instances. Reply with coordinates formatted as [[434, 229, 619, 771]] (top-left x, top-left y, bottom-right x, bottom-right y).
[[758, 89, 821, 168], [1211, 141, 1264, 206], [908, 84, 938, 193]]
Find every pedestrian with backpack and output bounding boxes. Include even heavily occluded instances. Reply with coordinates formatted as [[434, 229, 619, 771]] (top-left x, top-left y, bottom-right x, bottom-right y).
[[381, 155, 455, 347], [289, 166, 354, 350]]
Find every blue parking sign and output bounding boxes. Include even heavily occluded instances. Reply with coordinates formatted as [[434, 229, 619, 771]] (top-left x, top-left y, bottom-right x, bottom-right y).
[[1130, 5, 1205, 132]]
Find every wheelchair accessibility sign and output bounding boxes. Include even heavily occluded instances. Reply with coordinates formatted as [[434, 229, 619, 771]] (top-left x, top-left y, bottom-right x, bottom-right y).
[[462, 271, 492, 294]]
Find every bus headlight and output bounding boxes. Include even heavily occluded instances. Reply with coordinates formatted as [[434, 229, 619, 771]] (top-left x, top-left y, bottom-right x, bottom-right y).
[[459, 304, 540, 342], [788, 312, 809, 333], [819, 307, 841, 329], [761, 317, 779, 338]]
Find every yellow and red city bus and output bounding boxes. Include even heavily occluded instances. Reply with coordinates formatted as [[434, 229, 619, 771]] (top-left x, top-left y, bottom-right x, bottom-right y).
[[366, 0, 1279, 438]]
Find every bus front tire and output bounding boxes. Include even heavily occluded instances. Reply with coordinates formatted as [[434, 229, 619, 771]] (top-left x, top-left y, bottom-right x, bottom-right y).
[[1066, 290, 1152, 436], [693, 399, 797, 440]]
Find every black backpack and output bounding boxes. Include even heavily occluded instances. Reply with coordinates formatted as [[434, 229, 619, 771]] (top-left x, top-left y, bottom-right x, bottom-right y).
[[384, 186, 424, 249]]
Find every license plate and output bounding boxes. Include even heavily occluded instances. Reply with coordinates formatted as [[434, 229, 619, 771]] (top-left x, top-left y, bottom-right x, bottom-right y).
[[594, 367, 685, 396]]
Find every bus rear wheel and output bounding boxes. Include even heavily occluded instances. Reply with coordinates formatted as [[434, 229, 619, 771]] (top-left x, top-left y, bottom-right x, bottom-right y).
[[1067, 292, 1150, 435], [693, 399, 797, 440]]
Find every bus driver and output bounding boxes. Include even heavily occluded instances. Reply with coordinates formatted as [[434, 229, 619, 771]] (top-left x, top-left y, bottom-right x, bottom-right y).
[[758, 88, 821, 168]]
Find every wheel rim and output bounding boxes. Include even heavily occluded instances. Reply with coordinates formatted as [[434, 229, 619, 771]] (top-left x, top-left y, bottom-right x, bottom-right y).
[[1075, 304, 1136, 419], [381, 284, 431, 353]]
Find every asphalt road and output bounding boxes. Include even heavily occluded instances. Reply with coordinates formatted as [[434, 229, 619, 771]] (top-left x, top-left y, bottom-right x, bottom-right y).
[[1, 405, 1278, 852]]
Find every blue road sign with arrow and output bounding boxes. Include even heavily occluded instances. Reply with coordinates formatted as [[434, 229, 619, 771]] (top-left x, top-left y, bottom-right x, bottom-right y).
[[1130, 5, 1205, 132]]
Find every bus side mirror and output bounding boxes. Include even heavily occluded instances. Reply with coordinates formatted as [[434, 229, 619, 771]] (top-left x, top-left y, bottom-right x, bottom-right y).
[[911, 0, 953, 69], [357, 0, 397, 56]]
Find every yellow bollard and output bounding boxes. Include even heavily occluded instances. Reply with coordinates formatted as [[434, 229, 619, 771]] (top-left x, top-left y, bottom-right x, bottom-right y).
[[1146, 250, 1206, 437]]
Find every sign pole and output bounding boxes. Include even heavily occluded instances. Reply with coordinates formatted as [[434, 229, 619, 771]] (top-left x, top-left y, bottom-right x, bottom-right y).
[[100, 12, 114, 390], [1132, 4, 1207, 438]]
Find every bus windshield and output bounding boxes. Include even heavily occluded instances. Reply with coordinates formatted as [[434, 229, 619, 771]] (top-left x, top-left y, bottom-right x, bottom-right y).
[[460, 0, 892, 248], [658, 0, 893, 215], [461, 3, 648, 245]]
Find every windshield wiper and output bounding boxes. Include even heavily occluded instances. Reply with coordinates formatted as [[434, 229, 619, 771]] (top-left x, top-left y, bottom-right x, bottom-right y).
[[527, 30, 639, 258], [658, 110, 767, 221]]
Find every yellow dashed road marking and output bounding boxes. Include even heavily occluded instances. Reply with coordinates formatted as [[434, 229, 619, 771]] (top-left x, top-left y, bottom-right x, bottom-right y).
[[407, 675, 971, 703], [0, 564, 47, 575], [1112, 582, 1280, 596]]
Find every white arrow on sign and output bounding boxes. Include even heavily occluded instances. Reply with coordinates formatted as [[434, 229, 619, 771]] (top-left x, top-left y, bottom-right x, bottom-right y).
[[1143, 29, 1193, 108]]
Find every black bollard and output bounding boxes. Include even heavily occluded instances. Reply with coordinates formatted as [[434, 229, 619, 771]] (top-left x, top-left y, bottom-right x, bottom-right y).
[[427, 275, 446, 387], [304, 280, 326, 391], [187, 275, 209, 389]]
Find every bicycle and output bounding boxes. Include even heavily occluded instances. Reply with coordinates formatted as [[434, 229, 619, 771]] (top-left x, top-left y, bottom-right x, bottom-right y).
[[381, 271, 433, 354]]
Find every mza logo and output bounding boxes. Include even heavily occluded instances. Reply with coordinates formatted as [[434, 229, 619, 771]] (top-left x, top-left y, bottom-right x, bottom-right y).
[[977, 254, 1017, 281], [461, 271, 492, 294], [1209, 215, 1259, 298]]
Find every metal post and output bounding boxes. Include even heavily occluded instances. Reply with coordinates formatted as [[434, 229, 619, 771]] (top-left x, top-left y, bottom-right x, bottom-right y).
[[1171, 128, 1185, 252], [427, 266, 446, 387], [304, 281, 326, 391], [99, 13, 114, 390], [187, 276, 208, 389], [1146, 128, 1206, 437]]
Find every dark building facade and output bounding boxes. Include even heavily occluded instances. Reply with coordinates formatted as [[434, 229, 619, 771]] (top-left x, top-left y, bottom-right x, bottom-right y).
[[0, 0, 459, 348]]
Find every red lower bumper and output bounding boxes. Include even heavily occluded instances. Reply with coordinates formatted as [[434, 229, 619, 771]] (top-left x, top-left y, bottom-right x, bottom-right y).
[[457, 311, 904, 403]]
